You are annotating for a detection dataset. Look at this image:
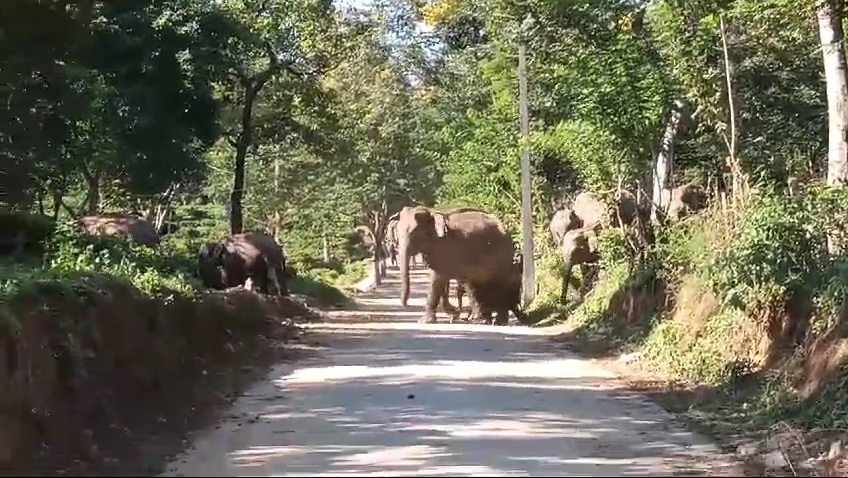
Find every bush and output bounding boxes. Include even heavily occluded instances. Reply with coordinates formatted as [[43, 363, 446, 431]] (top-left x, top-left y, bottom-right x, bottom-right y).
[[0, 211, 57, 255], [42, 221, 201, 297], [543, 183, 848, 435]]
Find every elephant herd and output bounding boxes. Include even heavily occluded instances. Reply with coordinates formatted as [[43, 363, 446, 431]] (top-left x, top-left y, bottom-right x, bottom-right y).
[[387, 183, 707, 326], [549, 183, 707, 303], [71, 183, 707, 323]]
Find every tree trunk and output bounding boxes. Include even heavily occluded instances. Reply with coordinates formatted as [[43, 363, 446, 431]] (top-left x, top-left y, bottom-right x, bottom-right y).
[[230, 85, 260, 235], [719, 14, 742, 201], [366, 209, 387, 286], [229, 57, 280, 235], [273, 156, 281, 242], [817, 0, 848, 253], [153, 183, 179, 230], [83, 170, 100, 215], [36, 189, 45, 216], [651, 99, 684, 223], [818, 0, 848, 186]]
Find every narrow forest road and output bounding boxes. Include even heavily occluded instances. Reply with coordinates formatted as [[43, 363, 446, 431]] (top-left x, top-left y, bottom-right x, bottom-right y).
[[162, 265, 741, 477]]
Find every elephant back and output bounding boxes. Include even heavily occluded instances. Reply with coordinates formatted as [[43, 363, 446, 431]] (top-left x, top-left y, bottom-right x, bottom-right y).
[[444, 208, 508, 237], [572, 190, 638, 230], [228, 232, 284, 266], [549, 208, 580, 246], [572, 192, 607, 230], [79, 214, 161, 247], [443, 209, 514, 281]]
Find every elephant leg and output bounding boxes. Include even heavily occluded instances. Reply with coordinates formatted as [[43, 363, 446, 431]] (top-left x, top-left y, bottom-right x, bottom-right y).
[[561, 262, 572, 303], [254, 259, 273, 294], [511, 306, 528, 325], [266, 263, 282, 296], [578, 264, 593, 295], [440, 281, 460, 323], [419, 270, 445, 324], [466, 285, 486, 323], [280, 265, 290, 295], [493, 309, 509, 326]]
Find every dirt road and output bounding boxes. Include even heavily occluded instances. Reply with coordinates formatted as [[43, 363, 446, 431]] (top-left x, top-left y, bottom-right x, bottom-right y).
[[162, 266, 741, 476]]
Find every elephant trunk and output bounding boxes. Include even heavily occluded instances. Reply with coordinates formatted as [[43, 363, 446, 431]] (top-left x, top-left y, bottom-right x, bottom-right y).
[[399, 238, 411, 306]]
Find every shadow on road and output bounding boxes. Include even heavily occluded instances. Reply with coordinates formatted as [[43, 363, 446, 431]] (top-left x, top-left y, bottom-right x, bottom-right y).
[[162, 265, 743, 477], [163, 324, 740, 476], [328, 266, 470, 323]]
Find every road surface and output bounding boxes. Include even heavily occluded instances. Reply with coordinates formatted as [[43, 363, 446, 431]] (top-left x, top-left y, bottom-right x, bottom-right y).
[[162, 266, 740, 476]]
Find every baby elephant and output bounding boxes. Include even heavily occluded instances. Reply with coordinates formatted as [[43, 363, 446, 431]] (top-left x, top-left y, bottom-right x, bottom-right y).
[[559, 226, 600, 303], [452, 259, 525, 326]]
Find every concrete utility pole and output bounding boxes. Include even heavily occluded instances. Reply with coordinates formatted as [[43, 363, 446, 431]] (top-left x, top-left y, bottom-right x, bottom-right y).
[[273, 156, 281, 243], [518, 16, 536, 307]]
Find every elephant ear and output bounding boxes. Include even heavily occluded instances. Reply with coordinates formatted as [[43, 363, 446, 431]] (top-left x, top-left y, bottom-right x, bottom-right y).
[[432, 212, 447, 238]]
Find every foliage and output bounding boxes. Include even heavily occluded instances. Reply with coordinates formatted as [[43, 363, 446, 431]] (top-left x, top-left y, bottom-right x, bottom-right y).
[[8, 0, 848, 457]]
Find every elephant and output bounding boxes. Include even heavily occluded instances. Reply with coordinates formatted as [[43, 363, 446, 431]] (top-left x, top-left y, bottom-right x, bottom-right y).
[[434, 251, 527, 327], [436, 278, 516, 326], [79, 214, 161, 247], [549, 208, 581, 248], [558, 226, 600, 303], [460, 264, 526, 326], [572, 190, 640, 230], [396, 205, 517, 324], [661, 184, 707, 221], [550, 191, 640, 245], [197, 232, 290, 296], [387, 211, 421, 269]]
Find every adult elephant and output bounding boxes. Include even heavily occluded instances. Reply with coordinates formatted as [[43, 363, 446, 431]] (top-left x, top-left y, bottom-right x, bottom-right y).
[[79, 214, 161, 247], [197, 232, 290, 296], [572, 190, 639, 230], [549, 190, 640, 245], [661, 184, 708, 221], [397, 206, 516, 324]]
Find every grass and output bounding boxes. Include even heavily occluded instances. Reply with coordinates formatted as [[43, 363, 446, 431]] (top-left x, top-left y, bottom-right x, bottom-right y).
[[289, 259, 369, 307], [2, 217, 370, 311]]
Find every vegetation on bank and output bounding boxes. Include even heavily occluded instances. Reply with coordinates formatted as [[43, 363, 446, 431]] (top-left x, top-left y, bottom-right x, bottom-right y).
[[526, 184, 848, 453], [0, 217, 368, 313]]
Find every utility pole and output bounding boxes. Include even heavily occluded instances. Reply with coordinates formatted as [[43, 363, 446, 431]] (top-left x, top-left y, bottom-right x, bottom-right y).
[[273, 156, 281, 243], [518, 18, 536, 307]]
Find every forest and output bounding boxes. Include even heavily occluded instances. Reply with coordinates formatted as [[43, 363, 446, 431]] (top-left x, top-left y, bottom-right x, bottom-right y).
[[4, 0, 848, 474]]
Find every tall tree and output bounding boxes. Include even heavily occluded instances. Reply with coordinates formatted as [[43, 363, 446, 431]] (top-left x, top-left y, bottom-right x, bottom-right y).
[[816, 0, 848, 188]]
